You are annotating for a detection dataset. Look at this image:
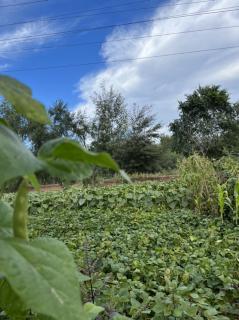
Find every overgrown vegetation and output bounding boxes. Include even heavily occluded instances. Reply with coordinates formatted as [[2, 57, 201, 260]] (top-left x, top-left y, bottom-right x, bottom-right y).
[[0, 75, 126, 320], [1, 75, 239, 319], [178, 155, 219, 214], [0, 85, 179, 181], [15, 184, 239, 319], [170, 85, 239, 158]]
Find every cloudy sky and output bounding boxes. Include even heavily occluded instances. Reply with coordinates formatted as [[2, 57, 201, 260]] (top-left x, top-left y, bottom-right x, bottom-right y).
[[1, 0, 239, 130]]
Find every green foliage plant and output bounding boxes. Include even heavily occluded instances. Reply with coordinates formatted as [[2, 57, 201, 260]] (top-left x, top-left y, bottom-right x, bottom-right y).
[[27, 190, 239, 319], [170, 85, 239, 157], [178, 154, 219, 214], [217, 183, 232, 223], [214, 157, 239, 222], [233, 180, 239, 225], [0, 75, 128, 320], [214, 156, 239, 182]]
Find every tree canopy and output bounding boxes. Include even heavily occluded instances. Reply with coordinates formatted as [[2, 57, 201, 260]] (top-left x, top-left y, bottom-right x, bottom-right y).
[[5, 83, 239, 175], [170, 85, 239, 158]]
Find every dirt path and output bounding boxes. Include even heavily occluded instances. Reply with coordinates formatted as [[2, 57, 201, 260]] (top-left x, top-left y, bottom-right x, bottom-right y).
[[38, 175, 178, 192]]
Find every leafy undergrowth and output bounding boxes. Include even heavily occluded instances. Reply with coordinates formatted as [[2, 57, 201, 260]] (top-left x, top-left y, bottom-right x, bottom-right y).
[[26, 182, 192, 212], [27, 186, 239, 320]]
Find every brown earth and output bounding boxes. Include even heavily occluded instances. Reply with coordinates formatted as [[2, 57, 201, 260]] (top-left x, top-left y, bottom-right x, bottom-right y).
[[37, 175, 178, 192]]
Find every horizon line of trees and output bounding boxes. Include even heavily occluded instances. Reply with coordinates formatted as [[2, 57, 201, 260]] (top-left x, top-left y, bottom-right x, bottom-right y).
[[1, 84, 239, 178]]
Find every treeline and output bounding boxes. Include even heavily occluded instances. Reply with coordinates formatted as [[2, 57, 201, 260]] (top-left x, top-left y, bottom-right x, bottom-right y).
[[0, 85, 177, 175], [1, 84, 239, 179]]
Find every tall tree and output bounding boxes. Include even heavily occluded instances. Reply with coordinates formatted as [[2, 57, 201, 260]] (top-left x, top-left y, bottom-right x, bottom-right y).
[[118, 105, 161, 172], [72, 110, 91, 148], [170, 85, 238, 158], [91, 85, 128, 156], [28, 100, 75, 154], [221, 102, 239, 155], [0, 99, 76, 154], [48, 100, 75, 139], [156, 135, 179, 171], [0, 100, 29, 141]]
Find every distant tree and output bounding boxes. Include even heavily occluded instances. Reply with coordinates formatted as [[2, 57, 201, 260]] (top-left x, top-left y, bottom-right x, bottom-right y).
[[118, 105, 161, 173], [72, 110, 92, 148], [0, 100, 29, 141], [221, 102, 239, 155], [48, 100, 74, 139], [91, 85, 128, 157], [170, 85, 238, 158], [0, 99, 76, 154], [27, 100, 75, 154], [156, 135, 179, 171]]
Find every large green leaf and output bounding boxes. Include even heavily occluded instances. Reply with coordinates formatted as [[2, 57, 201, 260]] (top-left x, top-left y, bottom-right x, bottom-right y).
[[13, 180, 29, 240], [0, 75, 50, 124], [0, 237, 86, 320], [83, 303, 104, 320], [0, 125, 43, 186], [0, 201, 13, 237], [40, 158, 93, 182], [38, 138, 120, 181], [0, 118, 9, 127], [0, 279, 27, 320]]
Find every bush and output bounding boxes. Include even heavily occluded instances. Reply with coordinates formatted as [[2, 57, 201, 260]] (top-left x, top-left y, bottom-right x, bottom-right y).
[[214, 156, 239, 182], [178, 154, 219, 214], [27, 187, 239, 319]]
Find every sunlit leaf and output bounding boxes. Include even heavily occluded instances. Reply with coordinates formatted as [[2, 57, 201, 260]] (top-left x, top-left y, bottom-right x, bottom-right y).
[[0, 75, 50, 124], [38, 138, 120, 181], [0, 237, 86, 320], [0, 201, 13, 237], [0, 279, 27, 319], [0, 125, 43, 186], [83, 303, 104, 320]]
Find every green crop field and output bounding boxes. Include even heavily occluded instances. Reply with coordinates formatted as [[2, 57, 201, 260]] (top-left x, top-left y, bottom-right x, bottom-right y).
[[25, 183, 239, 320], [1, 74, 239, 320]]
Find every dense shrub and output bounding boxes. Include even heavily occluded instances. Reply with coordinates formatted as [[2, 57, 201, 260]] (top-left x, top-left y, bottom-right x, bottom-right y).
[[178, 154, 219, 214], [214, 156, 239, 182], [27, 186, 239, 319]]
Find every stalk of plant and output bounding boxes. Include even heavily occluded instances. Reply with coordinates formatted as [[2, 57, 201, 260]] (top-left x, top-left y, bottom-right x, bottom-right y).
[[0, 75, 126, 320], [218, 184, 226, 223], [13, 180, 29, 240], [234, 180, 239, 225]]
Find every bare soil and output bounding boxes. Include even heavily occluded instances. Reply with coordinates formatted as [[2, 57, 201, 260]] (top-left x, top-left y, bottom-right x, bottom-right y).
[[37, 175, 178, 192]]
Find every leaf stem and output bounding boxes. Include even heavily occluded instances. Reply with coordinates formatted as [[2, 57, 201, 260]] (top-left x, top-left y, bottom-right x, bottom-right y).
[[13, 180, 29, 240]]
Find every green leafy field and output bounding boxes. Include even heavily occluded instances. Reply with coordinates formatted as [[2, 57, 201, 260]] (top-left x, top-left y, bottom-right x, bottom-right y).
[[27, 184, 239, 319]]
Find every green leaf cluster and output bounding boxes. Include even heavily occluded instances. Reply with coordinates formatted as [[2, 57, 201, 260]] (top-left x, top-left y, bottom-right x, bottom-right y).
[[0, 75, 123, 319], [26, 184, 239, 319]]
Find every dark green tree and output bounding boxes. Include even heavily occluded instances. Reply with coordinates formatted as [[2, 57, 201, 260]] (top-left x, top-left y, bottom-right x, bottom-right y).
[[156, 135, 179, 171], [48, 100, 75, 139], [118, 105, 161, 173], [0, 100, 29, 141], [170, 85, 239, 158], [221, 102, 239, 155], [0, 99, 76, 154], [91, 85, 128, 156], [72, 110, 92, 148]]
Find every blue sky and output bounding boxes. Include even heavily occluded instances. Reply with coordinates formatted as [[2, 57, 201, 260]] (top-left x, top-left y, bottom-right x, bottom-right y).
[[0, 0, 159, 108], [0, 0, 239, 130]]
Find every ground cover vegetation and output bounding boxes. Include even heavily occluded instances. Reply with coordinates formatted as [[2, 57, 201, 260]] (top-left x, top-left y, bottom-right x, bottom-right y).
[[0, 75, 239, 319], [3, 153, 239, 319], [0, 75, 128, 320], [14, 178, 239, 319]]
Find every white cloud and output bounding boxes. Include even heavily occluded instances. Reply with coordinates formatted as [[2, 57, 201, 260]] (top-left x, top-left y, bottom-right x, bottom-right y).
[[0, 63, 10, 71], [0, 1, 67, 61], [75, 0, 239, 128], [0, 21, 60, 59]]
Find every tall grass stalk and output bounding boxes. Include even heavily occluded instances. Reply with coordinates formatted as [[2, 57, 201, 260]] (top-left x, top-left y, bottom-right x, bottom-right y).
[[234, 180, 239, 225]]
